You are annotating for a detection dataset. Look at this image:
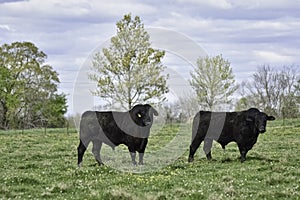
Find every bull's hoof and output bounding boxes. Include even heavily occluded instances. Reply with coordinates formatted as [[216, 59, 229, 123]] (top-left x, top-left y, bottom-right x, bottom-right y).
[[97, 161, 104, 166], [78, 162, 82, 168], [132, 161, 137, 166], [188, 157, 194, 163], [206, 155, 212, 161], [138, 161, 144, 165]]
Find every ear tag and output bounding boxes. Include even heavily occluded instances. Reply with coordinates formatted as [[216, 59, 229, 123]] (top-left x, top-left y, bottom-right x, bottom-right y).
[[137, 113, 142, 118]]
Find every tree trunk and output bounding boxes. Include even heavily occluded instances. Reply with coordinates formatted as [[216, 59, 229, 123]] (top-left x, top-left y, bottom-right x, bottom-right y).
[[1, 102, 9, 130]]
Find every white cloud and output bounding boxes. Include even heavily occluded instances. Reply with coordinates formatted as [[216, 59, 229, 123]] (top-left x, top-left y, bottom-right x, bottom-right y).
[[230, 0, 300, 9], [177, 0, 233, 9], [0, 24, 11, 31], [254, 50, 294, 64], [0, 0, 156, 20], [152, 12, 214, 35]]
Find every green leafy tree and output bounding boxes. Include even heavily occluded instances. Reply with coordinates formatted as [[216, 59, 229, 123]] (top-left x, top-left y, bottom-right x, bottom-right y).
[[0, 42, 67, 129], [89, 14, 169, 109], [41, 94, 68, 128], [235, 97, 249, 111], [190, 55, 238, 110]]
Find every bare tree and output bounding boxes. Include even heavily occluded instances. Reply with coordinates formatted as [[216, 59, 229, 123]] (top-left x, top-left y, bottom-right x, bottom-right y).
[[278, 66, 299, 118], [241, 65, 299, 117], [247, 65, 280, 115], [295, 79, 300, 104]]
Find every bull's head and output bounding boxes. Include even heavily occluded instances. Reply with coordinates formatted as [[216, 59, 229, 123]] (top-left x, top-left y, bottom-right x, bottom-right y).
[[246, 108, 275, 133], [130, 104, 158, 127]]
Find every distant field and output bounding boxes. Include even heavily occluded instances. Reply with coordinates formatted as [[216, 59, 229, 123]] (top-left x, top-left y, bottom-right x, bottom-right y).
[[0, 119, 299, 199]]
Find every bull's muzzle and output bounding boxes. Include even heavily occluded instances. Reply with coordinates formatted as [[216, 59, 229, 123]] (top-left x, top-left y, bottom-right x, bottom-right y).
[[144, 120, 152, 126], [259, 128, 266, 133]]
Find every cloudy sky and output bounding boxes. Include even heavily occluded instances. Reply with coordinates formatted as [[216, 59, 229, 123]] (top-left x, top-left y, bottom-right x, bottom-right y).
[[1, 0, 300, 114]]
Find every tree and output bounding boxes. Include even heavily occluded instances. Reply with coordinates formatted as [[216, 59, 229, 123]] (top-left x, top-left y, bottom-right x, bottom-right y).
[[249, 65, 279, 115], [0, 41, 67, 129], [41, 94, 68, 128], [189, 55, 238, 110], [295, 79, 300, 104], [242, 65, 299, 118], [235, 81, 254, 111], [89, 14, 169, 110], [235, 97, 249, 111], [278, 66, 299, 118]]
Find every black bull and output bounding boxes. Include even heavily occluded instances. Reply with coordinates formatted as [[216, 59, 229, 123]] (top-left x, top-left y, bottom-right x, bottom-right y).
[[188, 108, 275, 162], [77, 104, 158, 167]]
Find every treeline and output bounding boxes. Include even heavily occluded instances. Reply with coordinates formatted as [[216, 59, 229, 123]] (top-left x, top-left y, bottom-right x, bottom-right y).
[[163, 65, 300, 123], [2, 27, 299, 130], [0, 42, 67, 130]]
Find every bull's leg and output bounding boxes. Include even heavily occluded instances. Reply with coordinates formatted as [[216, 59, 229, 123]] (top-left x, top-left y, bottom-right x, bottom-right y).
[[203, 138, 213, 160], [138, 153, 144, 165], [238, 145, 248, 163], [188, 136, 204, 162], [127, 146, 137, 165], [137, 139, 148, 165], [129, 151, 137, 165], [137, 141, 147, 165], [92, 140, 103, 165], [77, 140, 87, 167]]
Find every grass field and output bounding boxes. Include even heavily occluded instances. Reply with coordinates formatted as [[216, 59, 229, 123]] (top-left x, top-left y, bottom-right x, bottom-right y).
[[0, 119, 300, 199]]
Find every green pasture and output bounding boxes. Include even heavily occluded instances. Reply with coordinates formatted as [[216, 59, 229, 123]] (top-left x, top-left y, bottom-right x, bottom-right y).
[[0, 119, 299, 199]]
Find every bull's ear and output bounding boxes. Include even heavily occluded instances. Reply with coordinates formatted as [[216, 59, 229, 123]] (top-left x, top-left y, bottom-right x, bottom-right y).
[[267, 116, 275, 121], [150, 106, 158, 116], [145, 104, 158, 116], [152, 108, 158, 116], [246, 108, 259, 122]]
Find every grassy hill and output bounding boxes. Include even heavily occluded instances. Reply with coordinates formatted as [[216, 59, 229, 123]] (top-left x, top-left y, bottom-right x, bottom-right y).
[[0, 119, 299, 199]]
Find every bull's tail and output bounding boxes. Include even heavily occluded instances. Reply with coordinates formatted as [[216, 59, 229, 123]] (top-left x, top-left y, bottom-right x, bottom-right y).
[[188, 112, 202, 162], [77, 139, 87, 167], [191, 112, 200, 142]]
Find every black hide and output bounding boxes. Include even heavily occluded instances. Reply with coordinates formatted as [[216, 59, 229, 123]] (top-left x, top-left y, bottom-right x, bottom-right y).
[[77, 104, 158, 166], [188, 108, 275, 162]]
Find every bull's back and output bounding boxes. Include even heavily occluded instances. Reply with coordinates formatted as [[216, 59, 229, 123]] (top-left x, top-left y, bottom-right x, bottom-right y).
[[193, 111, 238, 141], [80, 111, 99, 135], [79, 111, 121, 144]]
